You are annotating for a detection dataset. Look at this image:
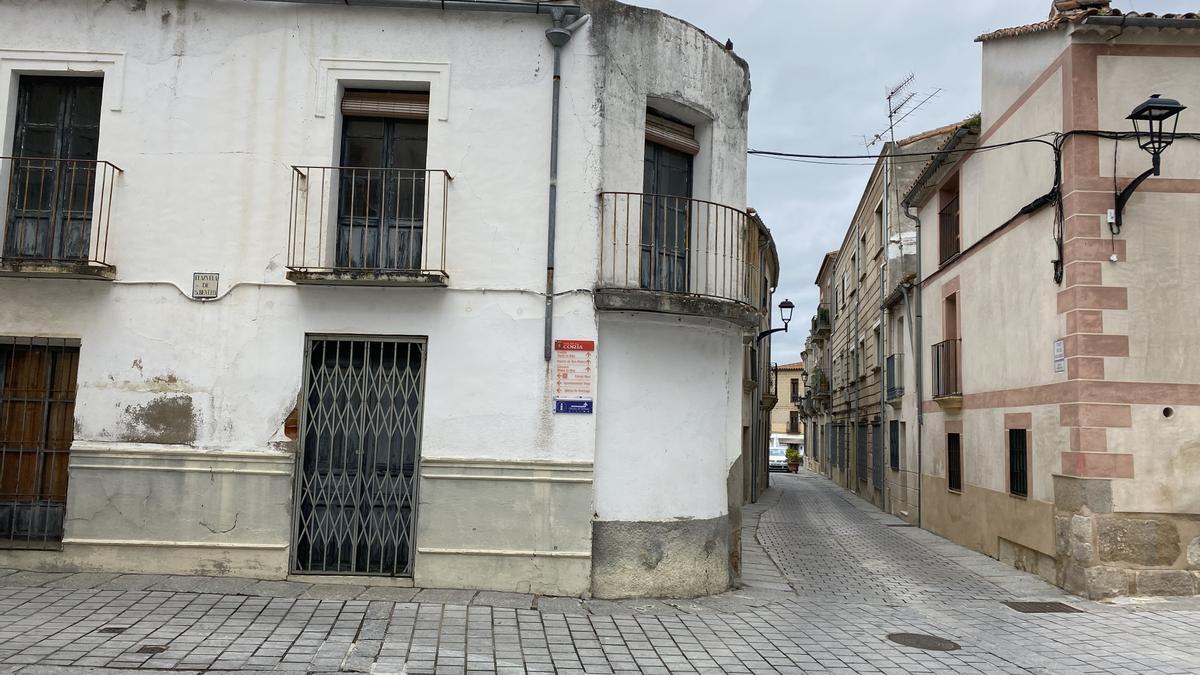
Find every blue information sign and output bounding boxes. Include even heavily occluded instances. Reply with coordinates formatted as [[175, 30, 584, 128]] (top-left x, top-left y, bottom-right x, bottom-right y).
[[554, 400, 593, 414]]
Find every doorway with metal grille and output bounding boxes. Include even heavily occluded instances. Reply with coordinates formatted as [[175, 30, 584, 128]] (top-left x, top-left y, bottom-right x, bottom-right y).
[[0, 337, 79, 549], [292, 336, 426, 577]]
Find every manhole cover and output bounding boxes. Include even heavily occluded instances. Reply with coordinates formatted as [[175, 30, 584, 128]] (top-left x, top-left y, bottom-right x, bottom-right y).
[[887, 633, 961, 651], [134, 645, 167, 655], [1003, 601, 1082, 614], [97, 627, 128, 634]]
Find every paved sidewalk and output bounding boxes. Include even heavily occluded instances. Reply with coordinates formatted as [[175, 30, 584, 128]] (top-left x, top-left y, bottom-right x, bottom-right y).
[[1, 471, 1199, 673]]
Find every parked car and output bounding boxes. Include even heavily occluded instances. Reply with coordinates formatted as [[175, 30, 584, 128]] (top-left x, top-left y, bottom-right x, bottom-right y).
[[768, 446, 788, 472]]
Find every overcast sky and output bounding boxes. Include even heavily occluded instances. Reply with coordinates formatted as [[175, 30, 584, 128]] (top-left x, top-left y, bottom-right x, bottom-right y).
[[632, 0, 1193, 365]]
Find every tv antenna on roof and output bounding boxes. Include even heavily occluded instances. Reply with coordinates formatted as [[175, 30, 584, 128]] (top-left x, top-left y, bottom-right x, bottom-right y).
[[866, 74, 941, 149]]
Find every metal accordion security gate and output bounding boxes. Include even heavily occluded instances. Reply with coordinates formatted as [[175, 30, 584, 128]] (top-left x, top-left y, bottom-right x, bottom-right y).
[[292, 336, 426, 577]]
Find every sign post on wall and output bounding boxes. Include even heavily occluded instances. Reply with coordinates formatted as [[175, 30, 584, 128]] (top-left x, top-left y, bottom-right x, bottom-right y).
[[554, 339, 594, 414], [1053, 338, 1066, 374]]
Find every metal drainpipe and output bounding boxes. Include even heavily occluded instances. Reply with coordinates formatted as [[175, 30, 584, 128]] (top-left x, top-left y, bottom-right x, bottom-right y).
[[901, 203, 923, 528], [542, 10, 589, 361]]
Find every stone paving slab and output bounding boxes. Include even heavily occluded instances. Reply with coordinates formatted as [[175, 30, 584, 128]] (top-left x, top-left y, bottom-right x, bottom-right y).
[[3, 472, 1200, 673]]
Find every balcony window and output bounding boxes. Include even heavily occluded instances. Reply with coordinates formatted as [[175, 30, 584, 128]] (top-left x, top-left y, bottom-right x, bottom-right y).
[[288, 90, 451, 285], [886, 353, 903, 400], [2, 76, 119, 276], [641, 112, 695, 294], [932, 339, 961, 398], [938, 174, 960, 265]]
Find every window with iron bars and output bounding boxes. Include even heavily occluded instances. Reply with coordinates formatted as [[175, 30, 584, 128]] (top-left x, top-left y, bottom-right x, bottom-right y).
[[856, 422, 868, 482], [871, 421, 883, 489], [889, 420, 900, 470], [947, 432, 963, 493], [1009, 428, 1028, 498], [0, 337, 80, 549]]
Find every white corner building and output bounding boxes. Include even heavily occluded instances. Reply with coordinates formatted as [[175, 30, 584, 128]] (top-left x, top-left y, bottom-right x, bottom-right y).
[[0, 0, 779, 598]]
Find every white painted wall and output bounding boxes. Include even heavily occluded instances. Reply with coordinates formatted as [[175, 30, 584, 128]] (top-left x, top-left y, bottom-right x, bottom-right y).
[[594, 313, 742, 521], [0, 0, 756, 582]]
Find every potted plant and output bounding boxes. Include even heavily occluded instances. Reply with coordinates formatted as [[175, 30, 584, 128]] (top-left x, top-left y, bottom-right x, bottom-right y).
[[785, 447, 801, 473]]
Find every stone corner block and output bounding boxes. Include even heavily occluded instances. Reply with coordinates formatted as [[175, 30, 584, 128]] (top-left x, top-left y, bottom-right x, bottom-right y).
[[1083, 565, 1130, 599], [1097, 517, 1181, 567], [1134, 569, 1197, 597]]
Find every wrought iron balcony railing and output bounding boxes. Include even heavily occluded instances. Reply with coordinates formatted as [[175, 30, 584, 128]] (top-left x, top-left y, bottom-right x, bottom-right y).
[[885, 353, 904, 401], [814, 303, 831, 334], [599, 192, 761, 306], [1, 156, 121, 271], [932, 339, 961, 398], [287, 166, 451, 282]]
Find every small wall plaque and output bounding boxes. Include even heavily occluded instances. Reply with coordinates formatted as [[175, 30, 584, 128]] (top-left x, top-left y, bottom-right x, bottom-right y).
[[192, 272, 219, 299]]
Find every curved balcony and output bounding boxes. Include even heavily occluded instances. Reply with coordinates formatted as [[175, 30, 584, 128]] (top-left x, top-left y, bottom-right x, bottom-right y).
[[596, 192, 763, 328]]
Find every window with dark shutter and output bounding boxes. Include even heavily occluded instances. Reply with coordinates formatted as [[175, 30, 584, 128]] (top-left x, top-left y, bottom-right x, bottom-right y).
[[889, 420, 900, 470], [947, 432, 962, 492], [1009, 429, 1028, 498]]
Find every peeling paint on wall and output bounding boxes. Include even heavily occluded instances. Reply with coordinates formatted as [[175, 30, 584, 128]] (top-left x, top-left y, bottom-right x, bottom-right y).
[[120, 394, 198, 444]]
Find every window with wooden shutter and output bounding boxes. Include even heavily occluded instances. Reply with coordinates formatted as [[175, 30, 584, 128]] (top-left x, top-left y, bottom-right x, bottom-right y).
[[645, 111, 699, 156], [341, 90, 429, 120]]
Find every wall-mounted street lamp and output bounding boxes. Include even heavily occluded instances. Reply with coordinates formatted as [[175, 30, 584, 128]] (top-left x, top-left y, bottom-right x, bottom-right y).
[[800, 367, 809, 386], [756, 299, 795, 342], [1112, 94, 1187, 234]]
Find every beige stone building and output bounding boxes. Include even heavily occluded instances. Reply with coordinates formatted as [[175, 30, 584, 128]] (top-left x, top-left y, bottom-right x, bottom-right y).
[[804, 0, 1200, 599], [914, 0, 1200, 598], [769, 361, 805, 456]]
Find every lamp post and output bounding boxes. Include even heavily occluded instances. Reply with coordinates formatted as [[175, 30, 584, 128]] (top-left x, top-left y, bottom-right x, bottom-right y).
[[756, 299, 795, 342], [1113, 94, 1186, 234]]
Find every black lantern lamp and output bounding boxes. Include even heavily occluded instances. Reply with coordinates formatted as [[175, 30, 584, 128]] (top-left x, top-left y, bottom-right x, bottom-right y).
[[800, 367, 809, 386], [1114, 94, 1186, 233], [756, 299, 795, 342]]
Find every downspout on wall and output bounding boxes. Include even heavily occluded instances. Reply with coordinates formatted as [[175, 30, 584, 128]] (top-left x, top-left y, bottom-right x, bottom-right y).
[[542, 10, 589, 360]]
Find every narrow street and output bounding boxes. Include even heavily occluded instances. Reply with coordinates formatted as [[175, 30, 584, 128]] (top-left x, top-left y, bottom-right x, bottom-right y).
[[2, 473, 1199, 674]]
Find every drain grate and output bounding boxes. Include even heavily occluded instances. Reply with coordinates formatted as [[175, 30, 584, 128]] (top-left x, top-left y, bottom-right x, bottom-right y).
[[97, 627, 129, 634], [886, 523, 914, 527], [134, 645, 168, 655], [887, 633, 961, 651], [1003, 601, 1082, 614]]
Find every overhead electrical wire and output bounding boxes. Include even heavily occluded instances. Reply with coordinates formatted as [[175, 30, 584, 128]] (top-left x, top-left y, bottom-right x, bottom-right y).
[[749, 129, 1200, 285]]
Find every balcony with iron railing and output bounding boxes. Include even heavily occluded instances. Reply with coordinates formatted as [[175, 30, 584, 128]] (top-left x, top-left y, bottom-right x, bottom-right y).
[[597, 192, 763, 328], [0, 156, 121, 279], [287, 166, 452, 286], [885, 353, 904, 404], [812, 303, 831, 336], [932, 338, 962, 409]]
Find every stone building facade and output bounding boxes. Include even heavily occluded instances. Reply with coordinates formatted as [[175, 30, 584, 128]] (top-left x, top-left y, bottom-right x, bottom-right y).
[[803, 0, 1200, 598]]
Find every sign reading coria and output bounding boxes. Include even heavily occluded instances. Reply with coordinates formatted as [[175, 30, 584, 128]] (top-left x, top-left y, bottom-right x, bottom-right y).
[[554, 339, 595, 414]]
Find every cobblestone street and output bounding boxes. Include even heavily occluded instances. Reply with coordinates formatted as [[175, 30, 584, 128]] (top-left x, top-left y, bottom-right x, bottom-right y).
[[2, 472, 1200, 674]]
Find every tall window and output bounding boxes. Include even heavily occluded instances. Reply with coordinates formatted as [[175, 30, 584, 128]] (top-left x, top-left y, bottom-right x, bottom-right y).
[[889, 420, 901, 470], [947, 432, 962, 492], [642, 111, 696, 293], [938, 173, 960, 264], [1, 338, 80, 547], [337, 90, 429, 271], [790, 378, 799, 399], [5, 76, 102, 261], [1009, 429, 1028, 498], [788, 410, 799, 434]]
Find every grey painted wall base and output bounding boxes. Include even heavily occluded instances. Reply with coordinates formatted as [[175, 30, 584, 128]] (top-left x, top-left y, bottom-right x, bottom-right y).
[[591, 517, 731, 599]]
